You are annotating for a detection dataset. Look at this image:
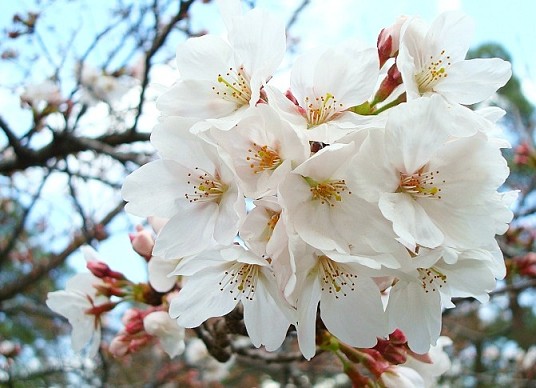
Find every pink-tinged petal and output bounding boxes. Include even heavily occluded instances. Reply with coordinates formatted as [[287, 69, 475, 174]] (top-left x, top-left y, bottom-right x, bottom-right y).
[[156, 79, 240, 118], [175, 34, 232, 80], [169, 264, 238, 328], [264, 85, 308, 128], [153, 204, 218, 259], [320, 276, 387, 348], [122, 160, 188, 218], [434, 58, 511, 105], [387, 281, 441, 354], [379, 193, 444, 250]]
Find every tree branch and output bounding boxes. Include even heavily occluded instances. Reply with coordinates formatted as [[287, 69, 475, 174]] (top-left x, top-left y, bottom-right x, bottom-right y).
[[0, 201, 125, 302]]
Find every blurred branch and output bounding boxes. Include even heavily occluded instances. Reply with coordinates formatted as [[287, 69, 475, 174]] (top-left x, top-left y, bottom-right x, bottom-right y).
[[130, 0, 195, 133], [0, 200, 125, 302], [0, 116, 31, 161], [0, 130, 150, 174], [285, 0, 310, 32], [0, 171, 50, 269]]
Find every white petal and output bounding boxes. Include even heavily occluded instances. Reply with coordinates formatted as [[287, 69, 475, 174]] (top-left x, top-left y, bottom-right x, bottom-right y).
[[434, 58, 511, 105], [122, 160, 188, 218], [153, 204, 218, 259], [320, 276, 387, 348], [243, 270, 292, 351], [387, 281, 441, 354], [156, 79, 240, 118], [169, 265, 238, 328], [296, 271, 322, 360], [175, 34, 232, 80], [379, 193, 444, 250]]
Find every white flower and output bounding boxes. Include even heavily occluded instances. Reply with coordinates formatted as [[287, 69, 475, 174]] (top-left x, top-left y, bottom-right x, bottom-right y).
[[78, 63, 134, 105], [169, 246, 294, 351], [398, 11, 511, 104], [239, 197, 297, 297], [143, 311, 185, 358], [266, 43, 381, 143], [211, 104, 310, 198], [290, 243, 388, 360], [347, 96, 511, 251], [386, 249, 497, 353], [381, 366, 426, 388], [46, 273, 109, 357], [279, 142, 398, 255], [20, 79, 63, 107], [157, 1, 285, 124], [121, 117, 245, 259], [402, 336, 452, 387]]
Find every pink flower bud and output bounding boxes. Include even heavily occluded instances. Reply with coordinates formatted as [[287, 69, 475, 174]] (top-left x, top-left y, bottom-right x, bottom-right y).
[[109, 335, 130, 357], [129, 225, 154, 260], [87, 260, 125, 280], [377, 16, 407, 67]]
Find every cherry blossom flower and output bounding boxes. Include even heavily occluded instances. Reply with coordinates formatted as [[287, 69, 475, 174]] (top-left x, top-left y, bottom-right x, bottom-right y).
[[143, 311, 185, 358], [289, 242, 388, 360], [157, 1, 285, 125], [46, 273, 111, 357], [211, 104, 310, 198], [20, 79, 63, 107], [386, 249, 497, 353], [347, 96, 511, 251], [122, 117, 245, 259], [265, 43, 381, 143], [279, 142, 399, 255], [397, 11, 511, 104], [169, 246, 295, 351]]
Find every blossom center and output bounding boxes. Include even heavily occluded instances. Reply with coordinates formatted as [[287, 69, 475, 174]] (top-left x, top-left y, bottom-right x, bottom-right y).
[[417, 267, 447, 293], [246, 142, 282, 173], [212, 66, 252, 106], [305, 93, 344, 127], [260, 208, 280, 242], [304, 177, 351, 206], [185, 167, 227, 204], [318, 255, 357, 298], [415, 50, 452, 93], [398, 167, 443, 199], [219, 263, 260, 301]]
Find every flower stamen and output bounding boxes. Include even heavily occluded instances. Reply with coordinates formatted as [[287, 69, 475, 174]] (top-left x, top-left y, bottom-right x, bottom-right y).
[[212, 66, 252, 105], [399, 166, 443, 199], [246, 142, 282, 173], [417, 267, 447, 293], [185, 167, 227, 204], [218, 263, 259, 301], [305, 93, 344, 127], [318, 255, 357, 298], [304, 176, 351, 206], [415, 49, 451, 93]]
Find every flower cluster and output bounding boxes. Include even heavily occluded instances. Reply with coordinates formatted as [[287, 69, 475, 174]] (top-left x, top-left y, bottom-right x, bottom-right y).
[[121, 1, 514, 362]]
